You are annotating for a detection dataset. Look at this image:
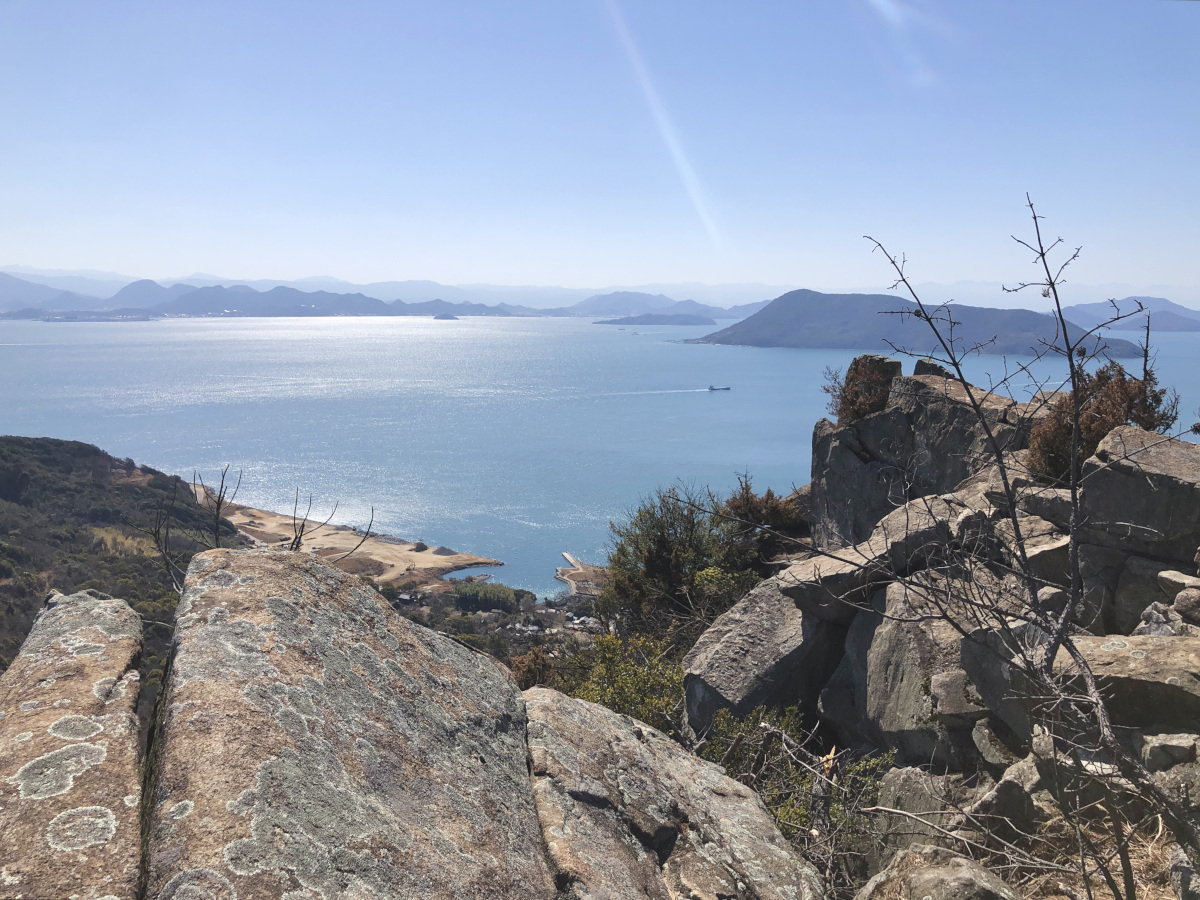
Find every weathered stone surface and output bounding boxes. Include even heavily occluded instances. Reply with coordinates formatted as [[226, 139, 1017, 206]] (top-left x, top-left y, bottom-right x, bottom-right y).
[[1178, 588, 1200, 623], [1079, 542, 1124, 634], [1134, 733, 1197, 771], [1164, 571, 1200, 602], [0, 590, 143, 900], [993, 515, 1069, 590], [1017, 486, 1072, 531], [1113, 555, 1176, 635], [683, 577, 846, 734], [811, 370, 1027, 549], [817, 594, 884, 750], [146, 548, 556, 900], [525, 687, 825, 900], [1080, 425, 1200, 565], [855, 845, 1019, 900], [866, 772, 972, 877], [964, 755, 1041, 836], [1054, 635, 1200, 732], [968, 629, 1200, 739], [863, 580, 981, 769], [775, 549, 880, 626]]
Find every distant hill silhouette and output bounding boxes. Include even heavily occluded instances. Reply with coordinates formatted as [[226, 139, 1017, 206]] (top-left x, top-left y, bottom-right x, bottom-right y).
[[698, 289, 1141, 357], [594, 313, 716, 326], [1063, 296, 1200, 332], [0, 272, 96, 311], [107, 279, 200, 308]]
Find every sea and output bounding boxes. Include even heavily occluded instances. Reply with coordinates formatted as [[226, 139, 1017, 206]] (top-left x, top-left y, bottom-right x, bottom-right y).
[[3, 316, 1198, 596]]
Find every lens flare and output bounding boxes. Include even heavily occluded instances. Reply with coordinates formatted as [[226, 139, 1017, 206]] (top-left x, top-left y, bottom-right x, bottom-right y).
[[604, 0, 722, 249]]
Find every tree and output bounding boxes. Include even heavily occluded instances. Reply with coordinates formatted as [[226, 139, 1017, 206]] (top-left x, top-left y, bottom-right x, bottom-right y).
[[596, 482, 759, 640]]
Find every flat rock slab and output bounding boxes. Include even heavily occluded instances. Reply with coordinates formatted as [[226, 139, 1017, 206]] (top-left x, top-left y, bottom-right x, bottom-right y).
[[525, 687, 825, 900], [1055, 635, 1200, 732], [0, 590, 143, 900], [146, 549, 555, 900]]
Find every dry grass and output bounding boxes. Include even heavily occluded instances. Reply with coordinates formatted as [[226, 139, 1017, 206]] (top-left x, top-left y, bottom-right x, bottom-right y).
[[999, 812, 1176, 900], [91, 526, 156, 557]]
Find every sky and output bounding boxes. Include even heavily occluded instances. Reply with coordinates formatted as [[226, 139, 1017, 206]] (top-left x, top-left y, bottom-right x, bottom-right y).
[[1, 1, 1198, 302]]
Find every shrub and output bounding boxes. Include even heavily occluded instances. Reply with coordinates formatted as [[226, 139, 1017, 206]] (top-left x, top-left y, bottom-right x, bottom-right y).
[[572, 635, 684, 737], [821, 355, 895, 425], [596, 483, 757, 638], [1029, 360, 1179, 481]]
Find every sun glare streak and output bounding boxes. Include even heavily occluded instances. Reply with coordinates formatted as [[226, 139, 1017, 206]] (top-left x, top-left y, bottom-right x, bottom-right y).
[[863, 0, 940, 86], [603, 0, 722, 250]]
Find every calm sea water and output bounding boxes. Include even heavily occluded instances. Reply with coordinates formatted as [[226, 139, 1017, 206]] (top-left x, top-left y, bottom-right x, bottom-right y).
[[3, 317, 1197, 595]]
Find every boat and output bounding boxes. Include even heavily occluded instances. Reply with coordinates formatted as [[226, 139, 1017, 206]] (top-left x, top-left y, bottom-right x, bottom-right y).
[[708, 385, 731, 391]]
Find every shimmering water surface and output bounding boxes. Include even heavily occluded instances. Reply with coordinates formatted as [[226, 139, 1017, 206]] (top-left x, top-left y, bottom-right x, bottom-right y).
[[3, 317, 1197, 595]]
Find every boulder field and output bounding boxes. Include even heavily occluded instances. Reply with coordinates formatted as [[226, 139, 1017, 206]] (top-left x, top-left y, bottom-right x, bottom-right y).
[[1, 548, 826, 900]]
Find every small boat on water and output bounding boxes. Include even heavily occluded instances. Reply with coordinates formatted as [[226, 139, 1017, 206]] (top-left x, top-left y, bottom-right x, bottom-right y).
[[708, 385, 731, 391]]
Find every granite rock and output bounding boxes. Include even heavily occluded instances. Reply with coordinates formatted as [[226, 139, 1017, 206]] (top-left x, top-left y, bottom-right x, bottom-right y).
[[683, 576, 846, 735], [0, 590, 143, 900], [525, 687, 826, 900], [145, 548, 556, 900]]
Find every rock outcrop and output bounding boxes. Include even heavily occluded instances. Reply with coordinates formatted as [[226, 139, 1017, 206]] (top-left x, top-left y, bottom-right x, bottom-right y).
[[145, 548, 557, 900], [526, 687, 826, 900], [811, 372, 1031, 548], [0, 590, 144, 900]]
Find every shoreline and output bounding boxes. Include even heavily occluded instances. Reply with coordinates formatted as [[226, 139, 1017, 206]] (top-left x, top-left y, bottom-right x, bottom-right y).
[[221, 499, 502, 592]]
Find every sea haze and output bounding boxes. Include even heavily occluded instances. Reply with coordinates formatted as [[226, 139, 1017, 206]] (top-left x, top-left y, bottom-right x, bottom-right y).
[[3, 317, 1198, 595]]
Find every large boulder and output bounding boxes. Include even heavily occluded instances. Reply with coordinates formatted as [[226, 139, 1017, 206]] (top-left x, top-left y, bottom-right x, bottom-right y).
[[1080, 426, 1200, 566], [0, 590, 143, 900], [862, 579, 986, 769], [855, 845, 1019, 900], [683, 577, 846, 735], [812, 368, 1028, 548], [145, 549, 557, 900], [524, 687, 826, 900]]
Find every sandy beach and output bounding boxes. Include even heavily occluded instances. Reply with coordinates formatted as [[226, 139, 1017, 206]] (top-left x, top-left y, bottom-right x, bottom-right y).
[[221, 500, 501, 590]]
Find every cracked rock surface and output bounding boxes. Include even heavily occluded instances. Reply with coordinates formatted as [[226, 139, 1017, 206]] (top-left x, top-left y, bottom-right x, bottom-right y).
[[145, 548, 556, 900], [0, 589, 143, 900], [525, 686, 826, 900]]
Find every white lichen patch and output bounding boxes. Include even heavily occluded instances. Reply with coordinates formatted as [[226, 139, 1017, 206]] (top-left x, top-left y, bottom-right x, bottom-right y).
[[54, 698, 72, 707], [159, 868, 238, 900], [19, 700, 40, 712], [123, 793, 139, 808], [6, 742, 107, 800], [14, 732, 33, 742], [48, 715, 105, 741], [92, 677, 118, 701], [167, 800, 194, 819], [46, 805, 117, 851]]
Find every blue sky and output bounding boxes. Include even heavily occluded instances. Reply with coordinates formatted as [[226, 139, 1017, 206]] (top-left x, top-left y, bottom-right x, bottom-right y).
[[1, 1, 1197, 299]]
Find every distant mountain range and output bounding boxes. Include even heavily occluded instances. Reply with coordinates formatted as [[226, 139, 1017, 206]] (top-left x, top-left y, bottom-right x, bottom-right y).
[[698, 289, 1142, 357], [0, 267, 792, 311], [0, 274, 770, 321]]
